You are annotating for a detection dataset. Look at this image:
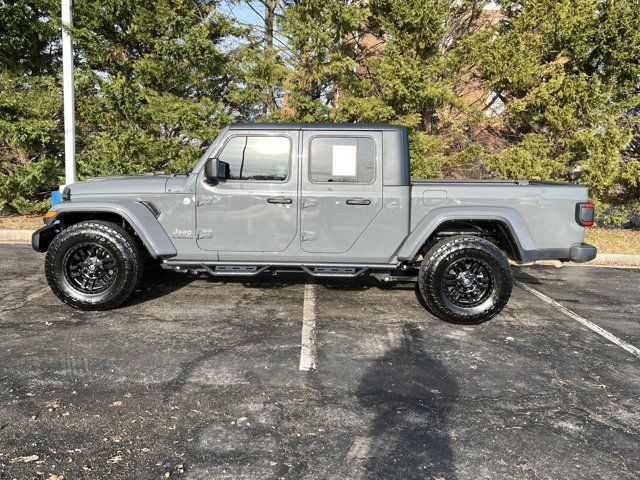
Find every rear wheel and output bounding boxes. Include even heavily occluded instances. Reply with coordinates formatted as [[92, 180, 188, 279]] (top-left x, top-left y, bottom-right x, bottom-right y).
[[418, 236, 513, 323], [45, 221, 143, 310]]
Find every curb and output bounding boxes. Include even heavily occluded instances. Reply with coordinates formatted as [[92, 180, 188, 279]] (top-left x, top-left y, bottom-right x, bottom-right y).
[[529, 255, 640, 268], [585, 253, 640, 267], [1, 229, 640, 267], [0, 229, 33, 243]]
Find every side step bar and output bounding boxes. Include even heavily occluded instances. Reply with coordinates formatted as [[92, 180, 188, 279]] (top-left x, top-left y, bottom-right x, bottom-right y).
[[299, 266, 367, 278], [194, 264, 369, 278], [201, 265, 270, 277], [164, 263, 415, 282]]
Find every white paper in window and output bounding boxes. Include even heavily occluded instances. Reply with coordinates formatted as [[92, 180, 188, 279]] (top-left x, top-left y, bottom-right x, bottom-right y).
[[332, 145, 357, 177]]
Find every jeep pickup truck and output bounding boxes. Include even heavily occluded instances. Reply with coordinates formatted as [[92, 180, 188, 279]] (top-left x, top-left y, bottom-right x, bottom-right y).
[[32, 123, 597, 322]]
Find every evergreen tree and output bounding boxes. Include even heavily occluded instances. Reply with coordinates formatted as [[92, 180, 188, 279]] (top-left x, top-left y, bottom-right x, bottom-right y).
[[333, 0, 490, 178], [277, 0, 366, 121], [72, 0, 237, 177], [477, 0, 640, 210], [0, 0, 62, 213]]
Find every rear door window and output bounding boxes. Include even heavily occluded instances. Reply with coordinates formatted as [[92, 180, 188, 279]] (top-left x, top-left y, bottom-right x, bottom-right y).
[[309, 137, 375, 183]]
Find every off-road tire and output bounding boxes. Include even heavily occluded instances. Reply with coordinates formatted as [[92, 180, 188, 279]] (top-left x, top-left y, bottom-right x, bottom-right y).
[[418, 235, 513, 323], [45, 221, 144, 310]]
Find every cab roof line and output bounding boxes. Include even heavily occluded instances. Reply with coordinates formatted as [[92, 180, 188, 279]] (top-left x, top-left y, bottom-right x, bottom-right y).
[[228, 122, 407, 132]]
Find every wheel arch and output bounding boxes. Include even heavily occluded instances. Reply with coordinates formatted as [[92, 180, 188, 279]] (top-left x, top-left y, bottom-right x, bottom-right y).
[[396, 207, 537, 263], [44, 201, 177, 259]]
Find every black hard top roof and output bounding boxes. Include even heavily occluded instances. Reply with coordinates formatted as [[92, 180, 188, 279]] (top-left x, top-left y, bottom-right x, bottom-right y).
[[228, 122, 407, 132]]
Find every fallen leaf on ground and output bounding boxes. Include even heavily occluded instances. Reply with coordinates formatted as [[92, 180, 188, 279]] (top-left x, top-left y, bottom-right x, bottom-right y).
[[517, 463, 534, 471], [11, 454, 39, 463]]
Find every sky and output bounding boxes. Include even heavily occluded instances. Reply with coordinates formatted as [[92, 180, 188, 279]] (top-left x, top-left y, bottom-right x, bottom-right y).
[[219, 1, 263, 28]]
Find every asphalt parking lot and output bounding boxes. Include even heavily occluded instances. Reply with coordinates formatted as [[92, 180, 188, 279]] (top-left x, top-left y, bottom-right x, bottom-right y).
[[0, 243, 638, 480]]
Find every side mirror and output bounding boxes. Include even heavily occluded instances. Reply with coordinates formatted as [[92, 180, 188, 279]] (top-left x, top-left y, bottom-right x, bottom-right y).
[[204, 158, 230, 184]]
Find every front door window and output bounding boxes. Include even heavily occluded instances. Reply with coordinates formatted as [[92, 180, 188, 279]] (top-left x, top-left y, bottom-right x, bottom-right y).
[[218, 136, 290, 182]]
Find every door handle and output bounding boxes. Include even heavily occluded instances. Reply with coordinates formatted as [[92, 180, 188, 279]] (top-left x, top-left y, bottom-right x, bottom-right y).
[[267, 197, 293, 204], [346, 198, 371, 206]]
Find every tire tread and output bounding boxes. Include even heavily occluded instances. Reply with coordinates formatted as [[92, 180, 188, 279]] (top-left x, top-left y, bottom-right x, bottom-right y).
[[45, 221, 143, 310], [418, 235, 513, 323]]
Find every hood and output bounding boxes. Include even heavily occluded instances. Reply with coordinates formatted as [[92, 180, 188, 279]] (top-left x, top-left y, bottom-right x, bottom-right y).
[[67, 174, 171, 196]]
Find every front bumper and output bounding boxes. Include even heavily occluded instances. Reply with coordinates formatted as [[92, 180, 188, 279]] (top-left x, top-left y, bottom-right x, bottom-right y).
[[31, 223, 60, 253], [568, 242, 597, 263]]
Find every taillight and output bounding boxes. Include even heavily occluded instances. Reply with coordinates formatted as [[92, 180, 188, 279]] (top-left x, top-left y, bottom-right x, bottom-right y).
[[576, 202, 595, 227]]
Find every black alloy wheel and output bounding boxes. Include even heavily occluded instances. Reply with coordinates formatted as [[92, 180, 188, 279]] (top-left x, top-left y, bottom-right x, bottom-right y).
[[63, 243, 118, 294], [442, 257, 493, 308], [418, 235, 513, 323]]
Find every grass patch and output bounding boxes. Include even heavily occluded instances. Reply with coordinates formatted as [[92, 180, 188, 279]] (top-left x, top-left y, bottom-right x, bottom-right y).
[[0, 215, 43, 231], [586, 227, 640, 255]]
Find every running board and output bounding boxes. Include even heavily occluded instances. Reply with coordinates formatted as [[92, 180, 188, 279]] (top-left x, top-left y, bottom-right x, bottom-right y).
[[169, 263, 377, 279], [201, 265, 270, 277], [300, 266, 367, 278]]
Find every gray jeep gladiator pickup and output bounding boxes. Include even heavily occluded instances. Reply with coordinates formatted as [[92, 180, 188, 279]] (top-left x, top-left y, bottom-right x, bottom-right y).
[[32, 123, 597, 322]]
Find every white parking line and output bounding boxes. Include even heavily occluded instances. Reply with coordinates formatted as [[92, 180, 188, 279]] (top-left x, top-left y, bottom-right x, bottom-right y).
[[516, 281, 640, 358], [299, 281, 317, 371]]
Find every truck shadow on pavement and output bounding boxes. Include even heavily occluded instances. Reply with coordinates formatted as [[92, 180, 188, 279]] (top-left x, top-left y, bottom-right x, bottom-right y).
[[356, 324, 458, 480], [216, 272, 419, 294], [127, 269, 196, 306], [511, 266, 544, 285], [129, 268, 419, 307]]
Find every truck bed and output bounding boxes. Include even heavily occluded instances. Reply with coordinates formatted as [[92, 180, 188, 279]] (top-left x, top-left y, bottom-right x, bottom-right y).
[[408, 180, 589, 255]]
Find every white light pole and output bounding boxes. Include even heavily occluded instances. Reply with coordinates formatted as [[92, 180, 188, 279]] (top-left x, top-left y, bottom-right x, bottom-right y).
[[61, 0, 76, 186]]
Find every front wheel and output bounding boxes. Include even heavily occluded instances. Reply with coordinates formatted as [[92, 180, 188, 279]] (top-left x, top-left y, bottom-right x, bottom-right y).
[[45, 221, 143, 310], [418, 236, 513, 323]]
